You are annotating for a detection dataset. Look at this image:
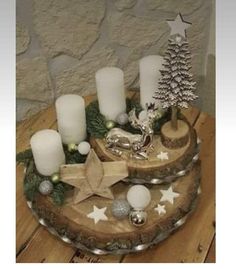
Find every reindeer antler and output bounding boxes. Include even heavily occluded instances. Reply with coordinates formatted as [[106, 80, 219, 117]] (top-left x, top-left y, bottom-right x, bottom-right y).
[[128, 108, 141, 129], [145, 102, 157, 111]]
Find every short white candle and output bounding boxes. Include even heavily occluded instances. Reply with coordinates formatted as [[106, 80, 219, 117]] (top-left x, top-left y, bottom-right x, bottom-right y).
[[139, 55, 164, 108], [30, 129, 65, 176], [95, 67, 126, 121], [55, 94, 87, 144]]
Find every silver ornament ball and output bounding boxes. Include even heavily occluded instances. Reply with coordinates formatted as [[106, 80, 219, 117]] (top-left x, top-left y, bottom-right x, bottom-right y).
[[111, 199, 131, 219], [39, 180, 53, 195], [116, 112, 129, 125], [129, 210, 147, 227]]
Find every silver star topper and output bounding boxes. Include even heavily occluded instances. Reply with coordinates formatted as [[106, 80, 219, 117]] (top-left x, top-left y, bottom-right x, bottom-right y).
[[167, 13, 191, 38]]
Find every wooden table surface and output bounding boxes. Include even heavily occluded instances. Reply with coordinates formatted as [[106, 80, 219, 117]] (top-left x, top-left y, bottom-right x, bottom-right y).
[[16, 91, 215, 263]]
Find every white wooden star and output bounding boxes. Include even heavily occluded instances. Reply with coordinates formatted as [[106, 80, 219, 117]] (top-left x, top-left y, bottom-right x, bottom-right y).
[[87, 206, 108, 224], [167, 13, 191, 38], [154, 204, 166, 215], [157, 151, 169, 161], [160, 186, 180, 205]]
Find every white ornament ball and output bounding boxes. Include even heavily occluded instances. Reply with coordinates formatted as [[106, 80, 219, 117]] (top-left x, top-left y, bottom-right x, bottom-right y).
[[78, 141, 91, 155], [126, 185, 151, 210]]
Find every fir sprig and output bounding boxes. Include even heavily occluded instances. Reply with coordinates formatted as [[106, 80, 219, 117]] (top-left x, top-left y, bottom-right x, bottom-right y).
[[85, 98, 167, 137], [86, 101, 108, 138], [21, 146, 85, 206], [16, 148, 33, 164]]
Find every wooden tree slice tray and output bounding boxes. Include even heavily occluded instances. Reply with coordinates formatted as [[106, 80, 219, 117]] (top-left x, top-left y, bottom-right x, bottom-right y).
[[29, 161, 201, 255], [91, 122, 200, 184]]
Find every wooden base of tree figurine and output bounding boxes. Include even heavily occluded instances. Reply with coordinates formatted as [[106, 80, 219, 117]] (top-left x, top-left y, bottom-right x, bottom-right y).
[[161, 119, 189, 149]]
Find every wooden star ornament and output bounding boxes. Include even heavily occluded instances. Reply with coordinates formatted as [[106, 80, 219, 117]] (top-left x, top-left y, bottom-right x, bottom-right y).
[[60, 149, 128, 204]]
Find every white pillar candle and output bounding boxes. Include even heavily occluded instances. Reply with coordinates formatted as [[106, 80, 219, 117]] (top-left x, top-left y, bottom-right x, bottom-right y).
[[95, 67, 126, 121], [55, 94, 87, 144], [139, 55, 164, 108], [30, 129, 65, 176]]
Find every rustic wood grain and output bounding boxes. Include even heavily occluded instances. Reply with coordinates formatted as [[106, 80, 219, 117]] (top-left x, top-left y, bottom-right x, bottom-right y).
[[205, 236, 215, 263], [16, 227, 76, 263], [16, 91, 214, 263], [181, 106, 200, 126], [122, 112, 215, 263], [16, 164, 39, 254], [70, 250, 123, 263], [16, 91, 135, 263]]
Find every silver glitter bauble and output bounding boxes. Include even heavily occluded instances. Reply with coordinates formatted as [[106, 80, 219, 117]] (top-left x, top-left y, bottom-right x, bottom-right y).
[[38, 180, 53, 195], [116, 112, 129, 125], [111, 199, 131, 219], [129, 210, 147, 227]]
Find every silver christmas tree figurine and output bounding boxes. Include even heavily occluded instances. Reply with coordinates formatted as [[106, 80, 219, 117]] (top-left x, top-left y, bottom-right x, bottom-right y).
[[153, 35, 198, 130]]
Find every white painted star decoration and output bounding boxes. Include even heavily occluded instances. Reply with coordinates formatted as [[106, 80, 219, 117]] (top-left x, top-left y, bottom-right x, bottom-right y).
[[160, 186, 180, 205], [157, 151, 169, 161], [167, 13, 191, 38], [154, 204, 166, 215], [87, 206, 108, 224]]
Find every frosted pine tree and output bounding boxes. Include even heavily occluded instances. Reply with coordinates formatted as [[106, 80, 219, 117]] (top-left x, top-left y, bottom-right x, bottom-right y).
[[153, 36, 198, 130]]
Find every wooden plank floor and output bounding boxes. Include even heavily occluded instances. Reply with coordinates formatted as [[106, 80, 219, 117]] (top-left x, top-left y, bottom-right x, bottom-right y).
[[16, 91, 215, 263]]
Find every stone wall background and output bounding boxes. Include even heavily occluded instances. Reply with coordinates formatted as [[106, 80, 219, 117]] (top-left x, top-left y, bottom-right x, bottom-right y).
[[16, 0, 215, 122]]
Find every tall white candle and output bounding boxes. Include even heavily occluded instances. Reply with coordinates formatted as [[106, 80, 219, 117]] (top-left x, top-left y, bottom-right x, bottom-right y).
[[95, 67, 126, 121], [55, 94, 86, 144], [139, 55, 164, 108], [30, 129, 65, 176]]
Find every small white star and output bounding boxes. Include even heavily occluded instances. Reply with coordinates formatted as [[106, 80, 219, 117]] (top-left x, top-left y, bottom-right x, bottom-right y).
[[157, 151, 169, 161], [154, 204, 166, 215], [160, 186, 180, 205], [167, 13, 191, 38], [87, 206, 108, 224]]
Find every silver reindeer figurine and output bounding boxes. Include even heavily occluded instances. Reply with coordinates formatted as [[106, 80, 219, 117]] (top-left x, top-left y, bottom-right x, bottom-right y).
[[105, 103, 161, 160]]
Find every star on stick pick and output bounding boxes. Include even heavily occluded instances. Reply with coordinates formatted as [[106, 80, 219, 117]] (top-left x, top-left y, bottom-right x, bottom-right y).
[[157, 151, 169, 161], [60, 149, 128, 204], [154, 204, 166, 215], [87, 206, 108, 224], [167, 13, 191, 38], [160, 186, 180, 205]]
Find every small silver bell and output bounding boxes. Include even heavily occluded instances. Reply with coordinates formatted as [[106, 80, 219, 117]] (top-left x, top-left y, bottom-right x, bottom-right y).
[[129, 210, 147, 227]]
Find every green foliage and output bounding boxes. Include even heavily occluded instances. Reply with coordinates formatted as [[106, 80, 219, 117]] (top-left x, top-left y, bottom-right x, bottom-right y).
[[126, 98, 143, 115], [50, 183, 66, 206], [22, 146, 85, 206], [86, 101, 108, 138], [20, 98, 179, 206], [16, 149, 33, 164], [63, 145, 87, 164], [23, 161, 47, 201], [86, 98, 170, 137]]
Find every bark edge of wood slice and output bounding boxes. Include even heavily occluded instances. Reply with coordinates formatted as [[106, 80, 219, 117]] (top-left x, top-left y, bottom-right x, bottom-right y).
[[90, 121, 198, 182], [29, 161, 201, 255], [161, 120, 190, 149]]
